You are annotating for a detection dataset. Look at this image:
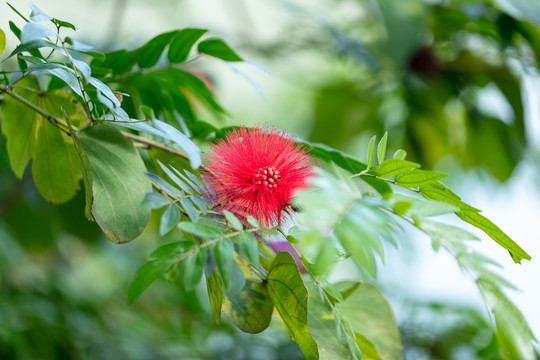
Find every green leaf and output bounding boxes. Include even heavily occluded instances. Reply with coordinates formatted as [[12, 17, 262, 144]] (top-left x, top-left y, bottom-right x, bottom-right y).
[[156, 160, 193, 194], [304, 140, 391, 196], [145, 172, 182, 198], [1, 79, 40, 178], [180, 197, 198, 223], [137, 31, 177, 68], [320, 279, 344, 303], [367, 135, 377, 170], [159, 204, 181, 236], [128, 259, 173, 304], [477, 279, 536, 360], [44, 67, 83, 98], [335, 218, 378, 277], [0, 79, 84, 203], [28, 2, 52, 22], [312, 237, 340, 276], [178, 221, 220, 238], [222, 274, 274, 334], [143, 192, 170, 209], [197, 38, 242, 61], [246, 215, 260, 228], [52, 19, 78, 32], [167, 28, 207, 63], [7, 3, 30, 23], [355, 332, 383, 360], [149, 241, 194, 260], [8, 39, 61, 58], [337, 283, 403, 360], [377, 131, 388, 166], [155, 68, 226, 115], [417, 219, 478, 252], [0, 28, 5, 55], [373, 159, 421, 177], [224, 210, 243, 231], [229, 260, 247, 295], [88, 77, 120, 107], [32, 118, 82, 203], [335, 281, 362, 301], [9, 20, 21, 39], [267, 252, 318, 359], [394, 170, 448, 188], [214, 238, 235, 289], [153, 120, 201, 169], [20, 22, 57, 43], [392, 149, 407, 160], [419, 185, 480, 212], [183, 248, 206, 291], [403, 198, 460, 218], [206, 270, 223, 324], [237, 231, 259, 265], [456, 211, 531, 263], [78, 125, 152, 243], [305, 281, 350, 359], [63, 109, 93, 219], [190, 195, 207, 215]]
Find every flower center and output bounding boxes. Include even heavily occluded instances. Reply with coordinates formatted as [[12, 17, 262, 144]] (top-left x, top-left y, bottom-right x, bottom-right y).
[[254, 166, 281, 189]]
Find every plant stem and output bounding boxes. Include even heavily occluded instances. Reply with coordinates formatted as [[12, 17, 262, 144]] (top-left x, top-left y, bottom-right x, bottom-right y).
[[352, 170, 421, 193], [121, 131, 207, 171], [61, 40, 94, 124], [0, 84, 197, 166]]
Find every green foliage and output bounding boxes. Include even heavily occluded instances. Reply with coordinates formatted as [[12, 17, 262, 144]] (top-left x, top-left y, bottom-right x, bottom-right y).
[[305, 281, 350, 359], [0, 3, 535, 360], [300, 0, 536, 182], [198, 38, 243, 61], [78, 125, 151, 243], [1, 78, 84, 202], [222, 262, 274, 334], [337, 283, 403, 360], [168, 28, 207, 63]]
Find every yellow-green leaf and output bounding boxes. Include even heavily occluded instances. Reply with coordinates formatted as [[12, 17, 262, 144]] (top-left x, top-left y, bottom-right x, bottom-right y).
[[394, 170, 448, 187], [206, 270, 223, 324], [221, 256, 273, 333], [0, 78, 85, 204], [457, 210, 531, 263], [31, 118, 82, 203], [268, 252, 319, 359], [477, 279, 535, 360], [0, 28, 6, 55], [337, 282, 403, 360], [222, 277, 274, 334], [306, 281, 350, 359], [374, 159, 420, 178]]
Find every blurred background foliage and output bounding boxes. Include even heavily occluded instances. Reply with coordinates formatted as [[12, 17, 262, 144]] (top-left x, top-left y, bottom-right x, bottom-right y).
[[1, 0, 540, 358]]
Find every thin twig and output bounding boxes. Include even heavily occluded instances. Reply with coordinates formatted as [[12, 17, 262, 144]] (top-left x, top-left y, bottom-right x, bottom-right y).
[[11, 84, 43, 94], [60, 40, 95, 123], [121, 131, 208, 171], [352, 171, 421, 193], [0, 84, 200, 166]]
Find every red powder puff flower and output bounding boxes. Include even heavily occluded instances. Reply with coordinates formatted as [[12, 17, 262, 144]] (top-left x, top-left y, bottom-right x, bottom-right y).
[[204, 127, 314, 226]]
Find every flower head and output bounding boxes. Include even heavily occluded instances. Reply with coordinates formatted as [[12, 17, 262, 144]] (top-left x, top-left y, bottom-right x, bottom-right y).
[[205, 127, 314, 225]]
